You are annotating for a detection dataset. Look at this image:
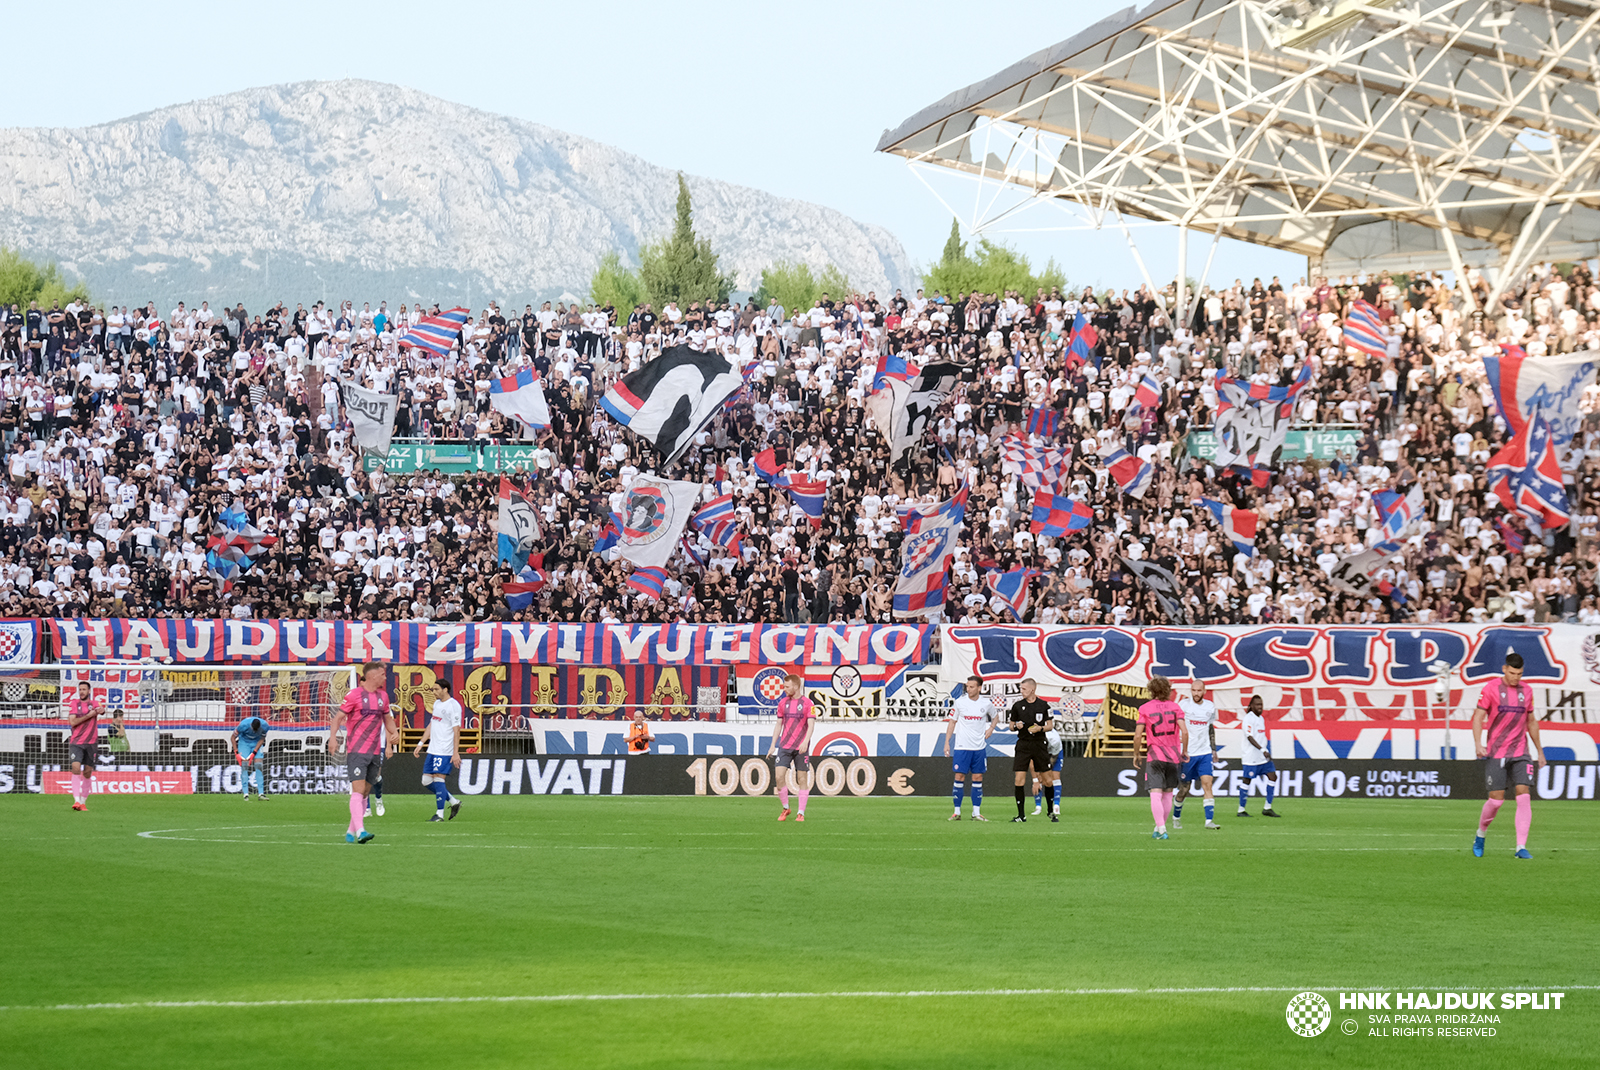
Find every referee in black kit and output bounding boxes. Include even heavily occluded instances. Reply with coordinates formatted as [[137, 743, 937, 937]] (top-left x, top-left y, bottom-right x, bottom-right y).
[[1008, 679, 1055, 823]]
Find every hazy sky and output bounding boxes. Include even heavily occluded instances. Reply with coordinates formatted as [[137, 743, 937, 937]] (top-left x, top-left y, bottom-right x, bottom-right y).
[[1, 0, 1306, 292]]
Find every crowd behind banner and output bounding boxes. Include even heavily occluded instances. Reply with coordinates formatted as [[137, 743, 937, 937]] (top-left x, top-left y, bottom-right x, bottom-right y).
[[2, 264, 1599, 630]]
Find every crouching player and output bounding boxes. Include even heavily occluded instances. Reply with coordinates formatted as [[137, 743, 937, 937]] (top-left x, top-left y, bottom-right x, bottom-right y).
[[231, 716, 271, 800], [414, 680, 464, 822], [1235, 695, 1279, 817]]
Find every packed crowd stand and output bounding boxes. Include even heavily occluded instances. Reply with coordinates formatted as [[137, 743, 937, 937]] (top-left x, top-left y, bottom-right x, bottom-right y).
[[2, 263, 1598, 628]]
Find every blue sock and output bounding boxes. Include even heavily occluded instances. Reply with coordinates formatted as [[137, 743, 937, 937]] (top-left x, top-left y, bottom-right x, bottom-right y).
[[1034, 786, 1041, 807], [1266, 784, 1275, 807], [971, 783, 982, 809], [431, 781, 449, 810], [952, 780, 965, 809], [1239, 779, 1250, 809], [1173, 799, 1183, 818], [1204, 800, 1214, 823], [1052, 783, 1061, 810]]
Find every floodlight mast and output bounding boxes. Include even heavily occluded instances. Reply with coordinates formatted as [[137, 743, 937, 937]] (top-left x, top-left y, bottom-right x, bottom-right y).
[[878, 0, 1600, 313]]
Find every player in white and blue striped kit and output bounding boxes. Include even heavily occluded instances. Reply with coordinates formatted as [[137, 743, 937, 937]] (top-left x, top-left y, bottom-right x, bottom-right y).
[[413, 680, 463, 822]]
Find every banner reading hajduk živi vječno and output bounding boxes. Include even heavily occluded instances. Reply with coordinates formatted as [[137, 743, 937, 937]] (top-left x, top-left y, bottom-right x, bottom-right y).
[[49, 621, 932, 667]]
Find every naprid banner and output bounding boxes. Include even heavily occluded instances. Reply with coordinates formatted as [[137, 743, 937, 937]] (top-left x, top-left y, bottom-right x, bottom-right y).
[[4, 755, 1597, 801]]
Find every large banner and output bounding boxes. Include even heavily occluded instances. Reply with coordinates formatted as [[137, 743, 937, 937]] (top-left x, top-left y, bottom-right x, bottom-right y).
[[941, 624, 1600, 722], [50, 621, 932, 668], [4, 755, 1597, 801], [733, 663, 948, 720], [391, 663, 729, 727]]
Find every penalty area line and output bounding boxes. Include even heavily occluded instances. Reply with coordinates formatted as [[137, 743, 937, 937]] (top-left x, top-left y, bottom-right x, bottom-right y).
[[7, 985, 1600, 1012]]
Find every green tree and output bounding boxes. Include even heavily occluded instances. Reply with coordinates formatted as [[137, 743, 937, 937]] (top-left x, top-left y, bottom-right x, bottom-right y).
[[751, 260, 850, 318], [0, 247, 91, 310], [637, 174, 734, 308], [921, 220, 1068, 301], [588, 251, 645, 314]]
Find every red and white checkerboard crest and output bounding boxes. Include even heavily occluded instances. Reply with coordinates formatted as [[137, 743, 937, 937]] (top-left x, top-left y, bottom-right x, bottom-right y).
[[752, 666, 789, 706], [900, 527, 950, 577], [0, 622, 36, 664]]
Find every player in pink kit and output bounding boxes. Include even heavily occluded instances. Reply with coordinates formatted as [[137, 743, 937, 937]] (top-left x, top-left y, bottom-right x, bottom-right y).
[[1133, 675, 1186, 840], [766, 674, 816, 822], [328, 662, 398, 844], [1471, 653, 1545, 860], [64, 682, 107, 811]]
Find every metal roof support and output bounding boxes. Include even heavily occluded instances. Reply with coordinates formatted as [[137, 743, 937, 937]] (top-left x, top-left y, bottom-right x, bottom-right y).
[[878, 0, 1600, 279]]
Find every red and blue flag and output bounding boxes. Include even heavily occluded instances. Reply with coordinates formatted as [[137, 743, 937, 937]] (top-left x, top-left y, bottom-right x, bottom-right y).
[[1026, 406, 1059, 438], [626, 566, 669, 601], [1066, 313, 1100, 369], [398, 307, 470, 358], [1200, 497, 1258, 556], [1343, 299, 1388, 358], [1487, 415, 1570, 528], [1100, 444, 1153, 499], [984, 567, 1038, 621], [1030, 490, 1092, 536]]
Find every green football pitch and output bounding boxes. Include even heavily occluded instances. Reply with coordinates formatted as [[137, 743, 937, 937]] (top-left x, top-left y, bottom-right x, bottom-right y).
[[2, 792, 1594, 1069]]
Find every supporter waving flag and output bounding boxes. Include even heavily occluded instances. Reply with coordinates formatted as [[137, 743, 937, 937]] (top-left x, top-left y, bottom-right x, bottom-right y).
[[601, 343, 743, 464], [1486, 415, 1570, 528], [984, 567, 1039, 621], [872, 351, 920, 391], [751, 448, 789, 488], [1483, 343, 1598, 449], [1342, 299, 1388, 358], [1200, 497, 1258, 556], [593, 513, 623, 556], [999, 434, 1071, 491], [1129, 374, 1163, 413], [1212, 363, 1314, 483], [1372, 485, 1424, 541], [398, 307, 470, 357], [489, 367, 552, 433], [1030, 490, 1093, 536], [899, 483, 968, 534], [502, 566, 547, 612], [783, 477, 829, 529], [626, 566, 669, 601], [893, 501, 961, 619], [692, 493, 736, 533], [1026, 406, 1059, 439], [1099, 443, 1153, 499], [1066, 312, 1100, 369], [496, 476, 542, 570]]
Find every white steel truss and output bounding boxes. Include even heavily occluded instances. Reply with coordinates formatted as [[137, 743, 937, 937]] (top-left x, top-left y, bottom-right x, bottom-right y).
[[876, 0, 1600, 305]]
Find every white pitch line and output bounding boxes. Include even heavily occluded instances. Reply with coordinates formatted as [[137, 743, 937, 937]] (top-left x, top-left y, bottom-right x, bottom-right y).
[[5, 985, 1598, 1013]]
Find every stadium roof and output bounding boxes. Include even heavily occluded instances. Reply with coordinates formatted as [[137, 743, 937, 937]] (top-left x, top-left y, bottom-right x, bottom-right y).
[[878, 0, 1600, 304]]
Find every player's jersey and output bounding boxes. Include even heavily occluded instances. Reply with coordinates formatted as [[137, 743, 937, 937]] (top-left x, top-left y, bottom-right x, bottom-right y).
[[341, 687, 390, 753], [1477, 679, 1532, 760], [947, 695, 993, 751], [1240, 710, 1269, 765], [1138, 699, 1184, 764], [427, 698, 463, 757], [236, 718, 267, 754], [66, 696, 99, 745], [774, 695, 815, 750], [1179, 697, 1217, 755]]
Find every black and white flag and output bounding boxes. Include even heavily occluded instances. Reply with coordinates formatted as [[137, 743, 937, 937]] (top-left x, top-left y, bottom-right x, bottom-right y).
[[865, 361, 964, 464], [599, 344, 743, 464], [1122, 556, 1188, 623], [340, 379, 399, 458]]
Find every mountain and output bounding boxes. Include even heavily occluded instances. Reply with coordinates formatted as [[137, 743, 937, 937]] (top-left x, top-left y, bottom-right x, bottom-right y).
[[0, 80, 912, 310]]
